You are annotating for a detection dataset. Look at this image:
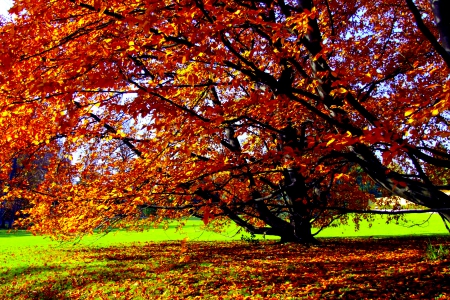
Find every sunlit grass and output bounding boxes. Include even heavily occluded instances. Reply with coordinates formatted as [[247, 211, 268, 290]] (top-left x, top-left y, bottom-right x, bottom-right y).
[[316, 212, 448, 237], [0, 213, 448, 248]]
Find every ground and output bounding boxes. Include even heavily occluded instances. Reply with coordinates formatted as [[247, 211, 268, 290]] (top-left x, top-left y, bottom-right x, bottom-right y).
[[1, 238, 449, 299], [1, 215, 449, 299]]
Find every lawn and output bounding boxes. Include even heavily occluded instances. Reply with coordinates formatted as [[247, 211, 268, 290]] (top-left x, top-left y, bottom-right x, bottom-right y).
[[1, 213, 449, 299], [1, 213, 448, 248]]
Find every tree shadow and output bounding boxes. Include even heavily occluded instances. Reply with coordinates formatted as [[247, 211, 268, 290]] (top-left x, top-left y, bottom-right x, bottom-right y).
[[1, 237, 449, 299]]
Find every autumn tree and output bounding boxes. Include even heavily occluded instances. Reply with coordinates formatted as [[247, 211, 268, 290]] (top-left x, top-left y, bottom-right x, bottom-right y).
[[0, 150, 62, 228], [0, 0, 449, 242]]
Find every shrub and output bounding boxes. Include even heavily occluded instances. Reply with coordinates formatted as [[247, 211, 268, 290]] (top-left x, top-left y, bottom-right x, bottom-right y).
[[426, 243, 449, 261]]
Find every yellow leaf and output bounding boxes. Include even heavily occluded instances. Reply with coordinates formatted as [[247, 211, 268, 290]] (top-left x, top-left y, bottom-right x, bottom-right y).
[[178, 255, 190, 263], [133, 196, 143, 205], [116, 130, 127, 137], [330, 87, 347, 96], [431, 109, 439, 116], [404, 108, 415, 117], [326, 138, 335, 146]]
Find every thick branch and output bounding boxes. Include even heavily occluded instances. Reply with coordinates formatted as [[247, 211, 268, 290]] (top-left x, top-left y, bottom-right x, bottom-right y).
[[430, 0, 450, 56], [405, 0, 450, 68]]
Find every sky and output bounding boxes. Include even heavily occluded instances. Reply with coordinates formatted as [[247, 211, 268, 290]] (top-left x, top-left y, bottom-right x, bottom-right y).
[[0, 0, 12, 17]]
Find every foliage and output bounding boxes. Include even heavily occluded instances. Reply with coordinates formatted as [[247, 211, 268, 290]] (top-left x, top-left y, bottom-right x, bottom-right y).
[[0, 0, 449, 241], [241, 232, 260, 244], [0, 154, 54, 229], [425, 242, 449, 261], [1, 237, 450, 299]]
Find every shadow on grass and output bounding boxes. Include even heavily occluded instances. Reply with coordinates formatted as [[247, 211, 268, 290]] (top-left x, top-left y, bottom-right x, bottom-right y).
[[0, 230, 35, 238], [1, 263, 159, 299]]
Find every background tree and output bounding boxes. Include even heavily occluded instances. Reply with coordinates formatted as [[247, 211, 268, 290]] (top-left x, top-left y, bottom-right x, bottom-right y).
[[0, 152, 54, 229], [0, 0, 449, 242]]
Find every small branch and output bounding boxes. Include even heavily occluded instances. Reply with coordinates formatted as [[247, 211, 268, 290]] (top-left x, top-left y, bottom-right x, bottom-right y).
[[124, 75, 210, 123], [407, 146, 450, 168], [73, 101, 143, 157], [325, 206, 450, 214], [69, 0, 125, 19], [324, 0, 335, 37], [144, 204, 202, 210], [312, 213, 344, 236]]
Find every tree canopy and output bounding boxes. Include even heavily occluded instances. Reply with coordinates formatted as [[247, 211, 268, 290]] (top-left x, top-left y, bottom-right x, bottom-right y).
[[0, 0, 449, 242]]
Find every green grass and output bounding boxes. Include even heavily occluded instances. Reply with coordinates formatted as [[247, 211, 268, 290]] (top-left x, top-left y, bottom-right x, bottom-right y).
[[315, 212, 449, 237], [0, 219, 248, 248], [0, 213, 448, 248]]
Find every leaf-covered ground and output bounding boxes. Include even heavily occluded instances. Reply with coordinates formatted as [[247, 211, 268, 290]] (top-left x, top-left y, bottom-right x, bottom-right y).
[[1, 237, 449, 299]]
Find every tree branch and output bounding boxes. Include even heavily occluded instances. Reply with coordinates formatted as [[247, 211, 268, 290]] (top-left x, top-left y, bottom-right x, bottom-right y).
[[325, 206, 450, 214], [405, 0, 450, 68]]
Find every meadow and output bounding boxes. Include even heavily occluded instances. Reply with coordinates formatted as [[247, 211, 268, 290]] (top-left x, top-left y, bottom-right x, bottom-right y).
[[1, 213, 449, 299]]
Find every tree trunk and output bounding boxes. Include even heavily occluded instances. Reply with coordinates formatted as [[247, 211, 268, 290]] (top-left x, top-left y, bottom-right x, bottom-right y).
[[277, 216, 319, 244], [430, 0, 450, 55]]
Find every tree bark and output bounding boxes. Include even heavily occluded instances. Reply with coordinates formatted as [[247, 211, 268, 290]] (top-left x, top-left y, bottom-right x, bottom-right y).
[[430, 0, 450, 56], [281, 216, 319, 244]]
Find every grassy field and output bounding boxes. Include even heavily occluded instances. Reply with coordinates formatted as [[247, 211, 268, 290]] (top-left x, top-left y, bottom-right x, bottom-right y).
[[1, 213, 448, 248], [1, 213, 449, 299]]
